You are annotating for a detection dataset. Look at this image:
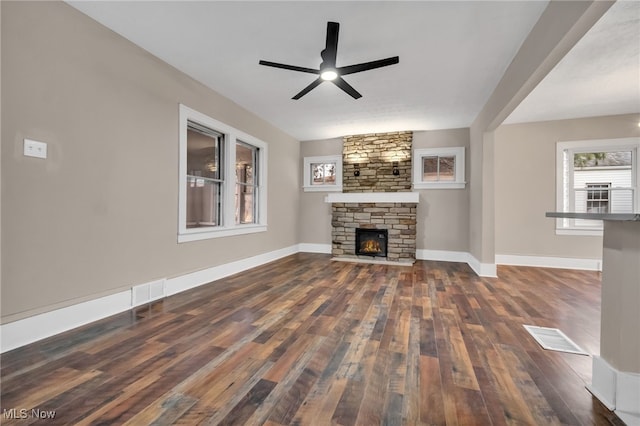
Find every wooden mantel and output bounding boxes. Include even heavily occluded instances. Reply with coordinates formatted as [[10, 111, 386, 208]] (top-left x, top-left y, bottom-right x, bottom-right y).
[[324, 192, 420, 204]]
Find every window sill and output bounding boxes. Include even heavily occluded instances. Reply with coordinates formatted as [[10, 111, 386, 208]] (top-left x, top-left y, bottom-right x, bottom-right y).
[[178, 224, 267, 243], [303, 185, 343, 193], [555, 228, 603, 237], [413, 182, 466, 190]]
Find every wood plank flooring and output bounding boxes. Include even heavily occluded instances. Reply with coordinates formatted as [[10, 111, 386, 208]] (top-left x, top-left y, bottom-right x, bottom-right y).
[[0, 253, 623, 425]]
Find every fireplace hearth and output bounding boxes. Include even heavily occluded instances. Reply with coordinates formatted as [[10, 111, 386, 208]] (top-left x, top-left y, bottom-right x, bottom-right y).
[[355, 228, 388, 258]]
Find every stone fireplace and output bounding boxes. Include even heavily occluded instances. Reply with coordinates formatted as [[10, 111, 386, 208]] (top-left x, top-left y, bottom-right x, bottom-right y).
[[325, 132, 418, 264]]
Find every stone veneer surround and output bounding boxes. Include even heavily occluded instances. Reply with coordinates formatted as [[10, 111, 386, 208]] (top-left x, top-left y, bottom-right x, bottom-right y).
[[343, 132, 412, 192], [328, 131, 417, 263], [331, 202, 417, 262]]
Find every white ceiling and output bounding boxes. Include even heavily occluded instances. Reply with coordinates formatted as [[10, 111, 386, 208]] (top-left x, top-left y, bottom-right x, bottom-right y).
[[68, 1, 639, 141], [505, 0, 640, 125]]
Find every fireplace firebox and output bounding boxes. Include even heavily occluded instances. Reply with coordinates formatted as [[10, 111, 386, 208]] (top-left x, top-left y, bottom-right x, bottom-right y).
[[355, 228, 388, 257]]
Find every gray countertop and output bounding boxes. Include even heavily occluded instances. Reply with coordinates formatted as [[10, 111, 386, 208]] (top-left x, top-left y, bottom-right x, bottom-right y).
[[546, 212, 640, 221]]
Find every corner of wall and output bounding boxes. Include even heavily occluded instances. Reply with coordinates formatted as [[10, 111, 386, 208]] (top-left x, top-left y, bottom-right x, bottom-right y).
[[416, 249, 497, 278]]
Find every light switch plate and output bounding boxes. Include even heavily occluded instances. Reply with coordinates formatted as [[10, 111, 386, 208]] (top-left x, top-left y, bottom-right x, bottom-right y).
[[24, 139, 47, 159]]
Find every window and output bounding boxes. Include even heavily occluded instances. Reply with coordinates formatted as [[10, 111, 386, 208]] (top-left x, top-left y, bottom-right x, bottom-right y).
[[412, 147, 465, 189], [303, 155, 343, 192], [236, 141, 258, 224], [423, 156, 455, 182], [586, 183, 610, 213], [186, 123, 223, 228], [179, 105, 267, 242], [556, 138, 639, 235]]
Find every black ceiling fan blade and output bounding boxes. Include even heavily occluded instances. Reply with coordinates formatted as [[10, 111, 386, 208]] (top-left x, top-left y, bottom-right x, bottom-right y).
[[292, 78, 323, 100], [321, 22, 340, 67], [259, 60, 319, 75], [332, 76, 362, 99], [338, 56, 399, 76]]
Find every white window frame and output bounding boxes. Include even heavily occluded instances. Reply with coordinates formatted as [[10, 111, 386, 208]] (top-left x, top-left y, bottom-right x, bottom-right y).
[[555, 137, 639, 236], [178, 104, 268, 243], [303, 155, 343, 192], [412, 147, 466, 189]]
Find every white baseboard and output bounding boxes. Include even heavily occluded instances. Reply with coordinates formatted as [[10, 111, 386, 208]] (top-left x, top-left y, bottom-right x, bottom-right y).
[[165, 244, 298, 296], [618, 411, 640, 426], [302, 247, 499, 278], [416, 249, 497, 278], [298, 243, 332, 254], [0, 244, 299, 354], [0, 290, 133, 353], [417, 249, 469, 263], [496, 254, 602, 271], [311, 247, 497, 276], [467, 254, 498, 278], [617, 370, 640, 426], [587, 356, 617, 410], [587, 355, 640, 424]]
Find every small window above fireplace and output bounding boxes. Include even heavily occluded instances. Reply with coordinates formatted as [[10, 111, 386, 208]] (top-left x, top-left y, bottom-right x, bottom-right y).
[[303, 155, 343, 192], [412, 146, 466, 189]]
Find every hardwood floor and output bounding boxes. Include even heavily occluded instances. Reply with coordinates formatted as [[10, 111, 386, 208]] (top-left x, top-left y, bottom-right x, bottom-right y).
[[0, 253, 623, 425]]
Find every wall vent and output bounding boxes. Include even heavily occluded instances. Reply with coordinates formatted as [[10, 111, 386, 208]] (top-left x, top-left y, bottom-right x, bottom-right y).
[[131, 279, 166, 307], [523, 325, 589, 355]]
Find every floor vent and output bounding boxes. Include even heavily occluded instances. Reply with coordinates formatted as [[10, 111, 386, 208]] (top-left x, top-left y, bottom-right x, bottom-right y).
[[523, 325, 589, 355], [132, 279, 166, 307]]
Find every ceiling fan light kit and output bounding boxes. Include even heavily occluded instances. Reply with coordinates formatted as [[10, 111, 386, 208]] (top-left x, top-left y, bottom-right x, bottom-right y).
[[259, 21, 399, 99], [320, 69, 338, 81]]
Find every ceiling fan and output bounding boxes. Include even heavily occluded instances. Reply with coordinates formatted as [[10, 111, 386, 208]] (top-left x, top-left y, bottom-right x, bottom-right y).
[[259, 21, 399, 100]]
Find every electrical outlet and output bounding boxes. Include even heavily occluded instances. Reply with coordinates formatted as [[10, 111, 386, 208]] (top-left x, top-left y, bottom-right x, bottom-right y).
[[24, 139, 47, 159]]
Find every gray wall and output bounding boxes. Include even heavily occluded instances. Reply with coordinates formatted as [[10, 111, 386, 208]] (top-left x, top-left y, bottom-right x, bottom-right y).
[[299, 138, 342, 246], [299, 129, 470, 253], [1, 2, 300, 323], [413, 129, 470, 252], [494, 114, 640, 259]]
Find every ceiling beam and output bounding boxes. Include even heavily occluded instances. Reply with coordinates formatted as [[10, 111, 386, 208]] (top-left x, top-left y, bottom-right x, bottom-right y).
[[474, 0, 615, 133]]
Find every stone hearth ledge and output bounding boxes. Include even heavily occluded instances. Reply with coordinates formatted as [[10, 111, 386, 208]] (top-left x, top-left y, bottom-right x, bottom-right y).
[[324, 192, 420, 204], [331, 256, 414, 267]]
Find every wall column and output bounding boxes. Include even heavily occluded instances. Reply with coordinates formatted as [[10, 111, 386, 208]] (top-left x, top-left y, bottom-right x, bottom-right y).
[[468, 0, 613, 277], [589, 220, 640, 425]]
